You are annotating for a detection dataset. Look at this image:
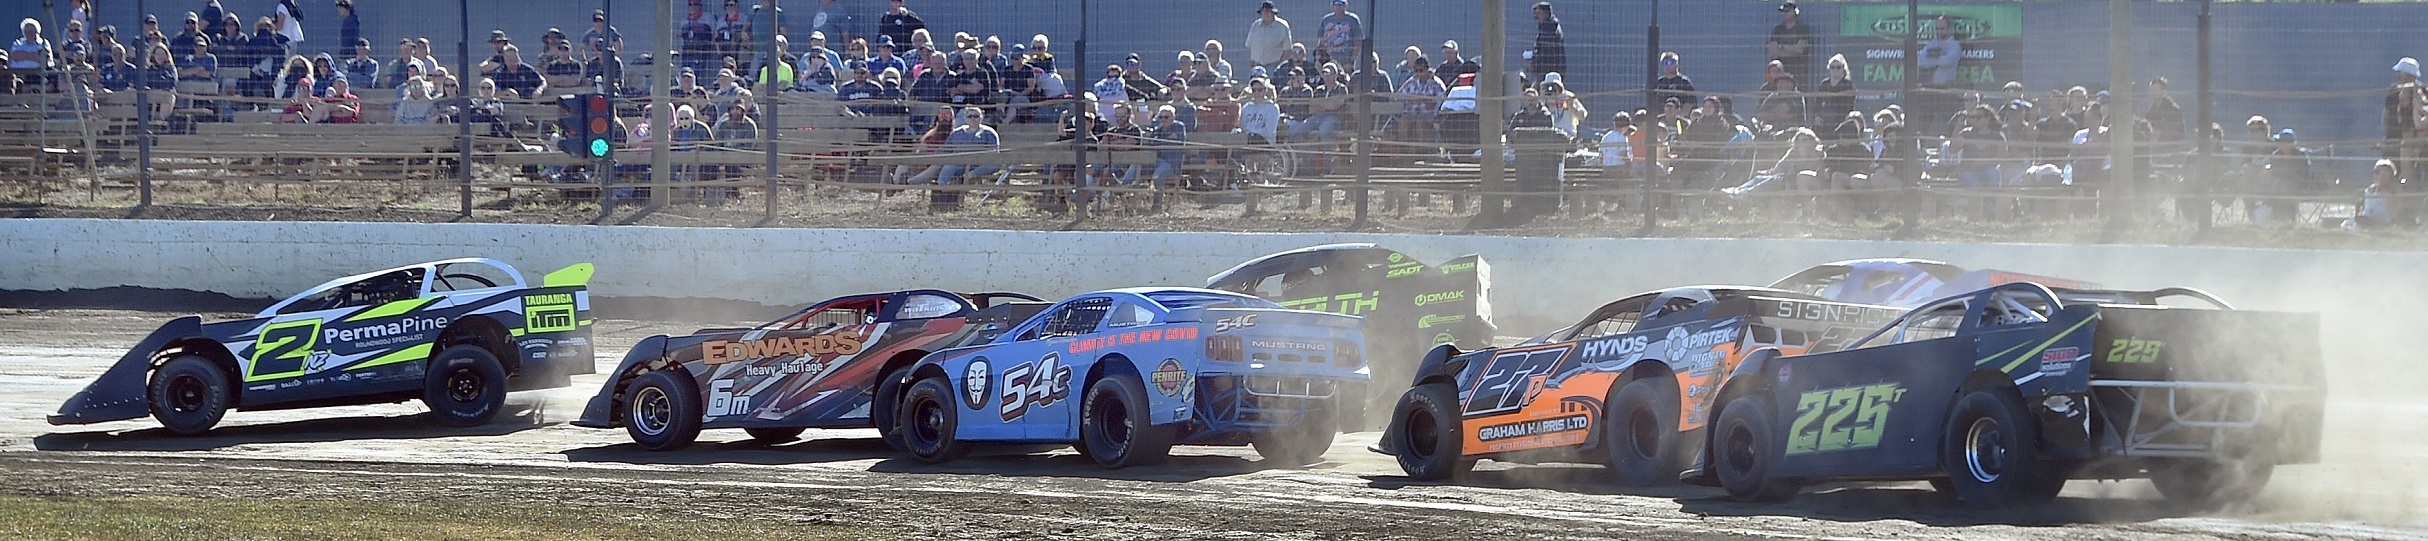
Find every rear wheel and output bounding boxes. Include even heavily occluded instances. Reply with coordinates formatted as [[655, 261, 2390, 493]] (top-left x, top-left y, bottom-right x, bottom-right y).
[[1604, 377, 1686, 486], [1252, 404, 1338, 466], [2150, 459, 2274, 507], [148, 355, 231, 436], [871, 366, 916, 452], [1393, 383, 1474, 480], [1080, 373, 1172, 468], [1939, 387, 2062, 507], [624, 370, 703, 451], [899, 376, 971, 463], [422, 345, 508, 427], [1713, 395, 1798, 502], [744, 427, 805, 443]]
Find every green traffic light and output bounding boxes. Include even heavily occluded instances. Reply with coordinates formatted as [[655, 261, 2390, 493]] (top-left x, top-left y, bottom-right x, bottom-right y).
[[588, 139, 610, 158]]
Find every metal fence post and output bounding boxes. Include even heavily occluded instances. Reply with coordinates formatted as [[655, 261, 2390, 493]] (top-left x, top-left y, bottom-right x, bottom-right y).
[[1640, 0, 1660, 235], [762, 0, 782, 225], [458, 0, 475, 219]]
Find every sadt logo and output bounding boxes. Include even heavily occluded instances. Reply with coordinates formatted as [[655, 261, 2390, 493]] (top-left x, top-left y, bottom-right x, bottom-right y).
[[1412, 291, 1467, 307]]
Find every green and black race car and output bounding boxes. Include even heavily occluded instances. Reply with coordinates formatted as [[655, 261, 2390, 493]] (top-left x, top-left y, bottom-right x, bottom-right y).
[[1208, 244, 1493, 425], [49, 258, 597, 435]]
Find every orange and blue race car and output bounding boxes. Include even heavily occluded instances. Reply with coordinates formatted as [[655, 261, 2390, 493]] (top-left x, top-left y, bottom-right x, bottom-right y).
[[1376, 286, 1901, 485], [1684, 283, 2324, 507], [571, 290, 1047, 451]]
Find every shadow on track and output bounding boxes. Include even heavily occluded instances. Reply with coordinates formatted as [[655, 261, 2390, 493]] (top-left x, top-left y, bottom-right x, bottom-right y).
[[866, 447, 1324, 483], [32, 403, 551, 452], [559, 436, 900, 466]]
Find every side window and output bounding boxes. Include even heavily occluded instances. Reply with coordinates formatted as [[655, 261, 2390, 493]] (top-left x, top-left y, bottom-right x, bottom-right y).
[[1243, 273, 1288, 298], [430, 262, 518, 292], [1893, 304, 1965, 344], [1569, 304, 1643, 340], [1642, 295, 1705, 325], [1035, 298, 1112, 339], [897, 294, 963, 320], [792, 299, 876, 331], [279, 269, 425, 315], [1978, 292, 2052, 329], [1105, 302, 1156, 328]]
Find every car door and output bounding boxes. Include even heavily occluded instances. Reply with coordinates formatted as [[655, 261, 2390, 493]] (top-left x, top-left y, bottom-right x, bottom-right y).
[[706, 296, 888, 425], [241, 267, 433, 404], [1771, 297, 1978, 479], [985, 297, 1104, 440]]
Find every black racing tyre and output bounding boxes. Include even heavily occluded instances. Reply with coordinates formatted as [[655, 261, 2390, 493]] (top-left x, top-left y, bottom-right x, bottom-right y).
[[1939, 387, 2061, 507], [744, 427, 805, 443], [1393, 383, 1474, 480], [899, 376, 971, 463], [1251, 403, 1338, 466], [422, 345, 508, 428], [1080, 373, 1173, 468], [2150, 459, 2274, 507], [623, 370, 703, 451], [1604, 377, 1687, 486], [871, 366, 915, 452], [1714, 395, 1798, 502], [148, 355, 232, 436]]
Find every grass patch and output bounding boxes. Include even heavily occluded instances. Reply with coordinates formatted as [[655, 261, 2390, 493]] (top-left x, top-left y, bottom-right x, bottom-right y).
[[0, 493, 865, 541]]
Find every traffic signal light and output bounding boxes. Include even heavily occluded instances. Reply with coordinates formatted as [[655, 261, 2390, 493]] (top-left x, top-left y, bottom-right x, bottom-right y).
[[557, 93, 616, 159]]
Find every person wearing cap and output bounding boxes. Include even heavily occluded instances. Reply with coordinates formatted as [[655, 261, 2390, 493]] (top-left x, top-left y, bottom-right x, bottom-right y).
[[1121, 54, 1168, 102], [802, 30, 842, 73], [2257, 125, 2314, 222], [795, 47, 836, 92], [491, 44, 545, 99], [584, 40, 624, 92], [1394, 57, 1446, 144], [878, 0, 926, 51], [479, 29, 512, 75], [1091, 63, 1130, 118], [170, 12, 204, 57], [1288, 63, 1347, 146], [2353, 159, 2397, 228], [1438, 41, 1475, 79], [91, 25, 121, 66], [1246, 1, 1291, 68], [835, 60, 881, 109], [866, 36, 906, 79], [1527, 2, 1566, 80], [680, 0, 719, 75], [543, 39, 587, 90], [177, 34, 218, 83], [1317, 0, 1362, 66], [1769, 1, 1813, 84], [583, 10, 624, 62]]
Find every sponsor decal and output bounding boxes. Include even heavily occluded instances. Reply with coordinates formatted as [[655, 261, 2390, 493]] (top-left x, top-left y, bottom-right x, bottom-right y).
[[326, 316, 449, 344], [1432, 332, 1456, 346], [705, 380, 752, 417], [1386, 265, 1424, 279], [1580, 334, 1650, 359], [701, 334, 865, 364], [1412, 291, 1468, 307], [1151, 359, 1189, 396], [1770, 300, 1902, 325], [1463, 345, 1574, 417], [1663, 325, 1741, 365], [1475, 414, 1592, 442], [1785, 383, 1907, 455], [999, 353, 1074, 421], [248, 318, 325, 382], [1069, 326, 1197, 354], [1215, 314, 1259, 333], [1279, 292, 1380, 316], [2038, 346, 2080, 375], [1778, 364, 1793, 383], [1417, 313, 1467, 330], [963, 358, 992, 410], [1248, 340, 1328, 351], [1439, 261, 1477, 273], [524, 293, 579, 333], [2106, 338, 2164, 365], [744, 357, 828, 378], [1387, 252, 1406, 263], [523, 293, 576, 306]]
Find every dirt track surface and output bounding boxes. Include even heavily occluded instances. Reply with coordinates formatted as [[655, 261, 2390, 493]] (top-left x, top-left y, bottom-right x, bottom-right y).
[[6, 308, 2426, 540]]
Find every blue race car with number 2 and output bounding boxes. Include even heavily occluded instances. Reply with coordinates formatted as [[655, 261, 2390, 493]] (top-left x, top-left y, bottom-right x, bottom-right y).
[[892, 288, 1367, 468]]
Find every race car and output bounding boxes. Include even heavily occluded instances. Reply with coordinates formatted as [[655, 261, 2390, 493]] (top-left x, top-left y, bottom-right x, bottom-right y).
[[1686, 282, 2324, 507], [1378, 286, 1902, 484], [1769, 258, 2098, 308], [571, 290, 1046, 451], [1207, 244, 1493, 425], [892, 288, 1366, 468], [49, 258, 597, 435]]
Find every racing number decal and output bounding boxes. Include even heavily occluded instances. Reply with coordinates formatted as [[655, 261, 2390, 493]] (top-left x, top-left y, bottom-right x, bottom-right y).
[[1463, 346, 1572, 417], [999, 353, 1075, 422], [1784, 383, 1905, 455], [1809, 326, 1862, 353], [2107, 338, 2165, 364], [248, 319, 324, 382]]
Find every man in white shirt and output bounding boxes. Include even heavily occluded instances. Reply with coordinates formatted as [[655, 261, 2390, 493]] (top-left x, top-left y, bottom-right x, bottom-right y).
[[1091, 63, 1128, 119], [1236, 78, 1282, 144], [1245, 2, 1290, 68], [1600, 112, 1636, 181]]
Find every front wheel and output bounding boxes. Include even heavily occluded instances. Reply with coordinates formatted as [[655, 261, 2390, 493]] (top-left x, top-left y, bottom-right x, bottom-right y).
[[1604, 377, 1686, 486], [871, 366, 915, 452], [1938, 387, 2061, 507], [422, 345, 508, 427], [1393, 383, 1474, 480], [623, 370, 703, 451], [148, 355, 232, 436], [899, 376, 971, 463], [2150, 459, 2274, 507], [1080, 373, 1172, 468], [1713, 395, 1798, 502], [1251, 404, 1338, 466]]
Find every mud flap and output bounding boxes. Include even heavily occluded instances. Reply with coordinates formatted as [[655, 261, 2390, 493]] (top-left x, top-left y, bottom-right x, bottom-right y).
[[571, 334, 667, 429], [48, 317, 204, 425]]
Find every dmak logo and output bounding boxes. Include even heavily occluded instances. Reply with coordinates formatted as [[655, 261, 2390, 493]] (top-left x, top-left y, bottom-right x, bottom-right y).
[[1412, 291, 1467, 307]]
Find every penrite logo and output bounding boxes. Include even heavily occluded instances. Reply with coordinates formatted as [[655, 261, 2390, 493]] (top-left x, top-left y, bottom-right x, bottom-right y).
[[1412, 291, 1467, 307], [1150, 359, 1189, 397], [1417, 313, 1467, 329]]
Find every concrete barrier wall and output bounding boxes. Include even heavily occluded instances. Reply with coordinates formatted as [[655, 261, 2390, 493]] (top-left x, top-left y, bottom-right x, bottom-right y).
[[5, 219, 2420, 394]]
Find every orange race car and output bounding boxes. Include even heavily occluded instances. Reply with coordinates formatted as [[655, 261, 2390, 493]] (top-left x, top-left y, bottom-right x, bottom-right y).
[[1374, 286, 1901, 484]]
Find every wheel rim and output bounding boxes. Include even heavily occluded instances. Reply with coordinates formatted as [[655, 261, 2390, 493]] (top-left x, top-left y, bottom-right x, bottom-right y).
[[446, 367, 483, 403], [1963, 417, 2007, 483], [909, 395, 946, 451], [1722, 421, 1758, 477], [1403, 407, 1439, 462], [631, 387, 671, 436], [167, 373, 208, 413], [1091, 392, 1133, 458], [1627, 407, 1662, 460]]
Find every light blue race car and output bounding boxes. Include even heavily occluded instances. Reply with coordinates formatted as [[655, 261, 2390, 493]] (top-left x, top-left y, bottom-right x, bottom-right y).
[[891, 287, 1367, 468]]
